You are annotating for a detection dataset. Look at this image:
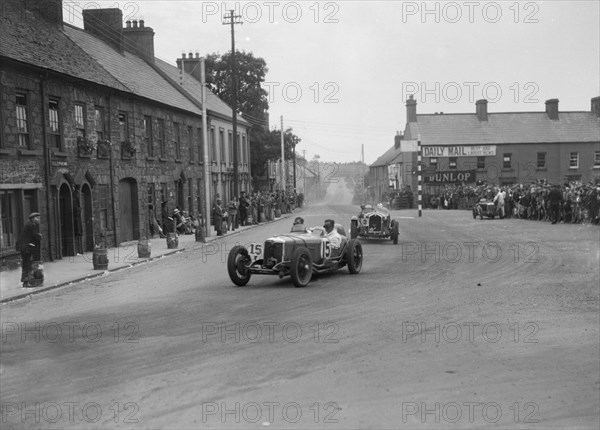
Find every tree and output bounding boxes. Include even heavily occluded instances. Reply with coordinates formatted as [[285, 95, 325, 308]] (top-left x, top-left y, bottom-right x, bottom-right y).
[[204, 50, 269, 128], [250, 127, 300, 178]]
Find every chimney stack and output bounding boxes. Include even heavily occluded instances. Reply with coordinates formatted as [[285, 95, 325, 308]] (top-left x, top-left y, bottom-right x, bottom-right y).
[[406, 95, 417, 123], [176, 53, 203, 82], [6, 0, 64, 26], [122, 18, 155, 63], [591, 96, 600, 117], [545, 98, 559, 120], [476, 99, 488, 121], [83, 8, 123, 52]]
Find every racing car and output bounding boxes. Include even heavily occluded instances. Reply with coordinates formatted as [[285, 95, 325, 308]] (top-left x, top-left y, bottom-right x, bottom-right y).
[[473, 199, 498, 220], [227, 225, 363, 288], [350, 204, 399, 244]]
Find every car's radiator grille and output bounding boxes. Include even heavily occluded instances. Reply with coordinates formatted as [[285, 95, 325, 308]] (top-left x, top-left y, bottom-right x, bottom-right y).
[[263, 241, 283, 268], [369, 216, 382, 231]]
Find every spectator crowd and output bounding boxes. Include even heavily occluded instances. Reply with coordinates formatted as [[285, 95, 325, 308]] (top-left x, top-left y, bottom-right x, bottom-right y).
[[422, 181, 600, 225]]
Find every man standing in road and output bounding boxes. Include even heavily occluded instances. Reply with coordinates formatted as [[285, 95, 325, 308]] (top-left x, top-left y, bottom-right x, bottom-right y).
[[548, 184, 563, 224], [18, 212, 41, 288], [493, 187, 506, 219]]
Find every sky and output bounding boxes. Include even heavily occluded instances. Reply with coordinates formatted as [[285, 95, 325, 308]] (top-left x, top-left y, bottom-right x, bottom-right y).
[[63, 1, 600, 165]]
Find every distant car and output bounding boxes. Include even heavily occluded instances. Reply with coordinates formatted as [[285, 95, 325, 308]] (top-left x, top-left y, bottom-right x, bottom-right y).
[[227, 225, 363, 288], [350, 204, 399, 244], [473, 199, 498, 220]]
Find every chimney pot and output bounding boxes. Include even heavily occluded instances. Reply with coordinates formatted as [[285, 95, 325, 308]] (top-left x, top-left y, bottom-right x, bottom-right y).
[[189, 51, 193, 58], [196, 52, 200, 58], [545, 98, 559, 120], [126, 20, 131, 28], [139, 19, 144, 27], [182, 52, 186, 59], [132, 20, 138, 28]]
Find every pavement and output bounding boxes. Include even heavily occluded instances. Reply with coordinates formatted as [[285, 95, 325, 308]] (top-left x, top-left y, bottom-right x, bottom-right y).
[[1, 214, 293, 304]]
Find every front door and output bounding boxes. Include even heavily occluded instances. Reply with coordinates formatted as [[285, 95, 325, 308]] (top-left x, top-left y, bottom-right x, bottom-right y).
[[119, 178, 139, 242]]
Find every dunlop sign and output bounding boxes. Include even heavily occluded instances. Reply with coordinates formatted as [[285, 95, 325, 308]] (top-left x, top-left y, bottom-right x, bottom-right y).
[[422, 145, 496, 157], [425, 170, 476, 184]]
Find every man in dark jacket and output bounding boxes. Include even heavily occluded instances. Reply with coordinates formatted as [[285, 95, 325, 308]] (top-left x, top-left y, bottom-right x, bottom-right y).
[[19, 212, 41, 288], [548, 184, 563, 224], [213, 198, 224, 236]]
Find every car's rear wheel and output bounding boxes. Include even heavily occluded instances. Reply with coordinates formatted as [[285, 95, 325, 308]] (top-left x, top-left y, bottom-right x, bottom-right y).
[[391, 220, 399, 245], [350, 220, 358, 239], [291, 247, 312, 287], [347, 239, 363, 274], [227, 245, 251, 286]]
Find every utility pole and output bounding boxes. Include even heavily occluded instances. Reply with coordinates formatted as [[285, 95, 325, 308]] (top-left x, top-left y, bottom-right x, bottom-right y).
[[201, 58, 211, 238], [223, 10, 242, 196], [302, 149, 306, 195], [280, 115, 285, 191]]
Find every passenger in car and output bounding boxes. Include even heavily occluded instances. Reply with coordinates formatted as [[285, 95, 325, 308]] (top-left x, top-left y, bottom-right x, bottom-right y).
[[291, 217, 307, 233], [323, 219, 342, 249]]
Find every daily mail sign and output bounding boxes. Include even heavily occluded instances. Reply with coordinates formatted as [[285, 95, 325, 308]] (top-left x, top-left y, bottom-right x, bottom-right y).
[[422, 145, 496, 157]]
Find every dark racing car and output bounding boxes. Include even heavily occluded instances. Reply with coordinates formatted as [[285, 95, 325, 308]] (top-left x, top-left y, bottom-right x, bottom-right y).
[[227, 225, 363, 288], [350, 204, 399, 244]]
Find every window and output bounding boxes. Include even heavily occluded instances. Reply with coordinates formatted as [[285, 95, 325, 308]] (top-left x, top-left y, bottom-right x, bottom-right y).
[[48, 99, 61, 150], [188, 126, 194, 160], [157, 119, 165, 157], [429, 157, 437, 167], [97, 184, 110, 232], [75, 103, 86, 139], [147, 183, 156, 208], [228, 131, 233, 165], [210, 127, 216, 162], [219, 128, 225, 163], [537, 152, 546, 169], [16, 92, 30, 148], [594, 151, 600, 169], [503, 153, 512, 169], [174, 122, 181, 159], [160, 183, 168, 204], [569, 152, 579, 169], [242, 134, 247, 164], [237, 132, 241, 166], [144, 116, 153, 157], [197, 127, 204, 163], [95, 107, 105, 141], [449, 157, 457, 169], [476, 156, 485, 169], [118, 112, 127, 143]]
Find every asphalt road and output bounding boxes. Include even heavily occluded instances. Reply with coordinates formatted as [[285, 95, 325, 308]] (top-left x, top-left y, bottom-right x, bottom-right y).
[[1, 182, 598, 429]]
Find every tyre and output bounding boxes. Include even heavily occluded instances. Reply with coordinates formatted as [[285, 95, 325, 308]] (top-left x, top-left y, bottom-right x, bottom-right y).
[[391, 220, 399, 245], [290, 247, 312, 287], [350, 220, 358, 239], [227, 245, 251, 286], [347, 239, 363, 274]]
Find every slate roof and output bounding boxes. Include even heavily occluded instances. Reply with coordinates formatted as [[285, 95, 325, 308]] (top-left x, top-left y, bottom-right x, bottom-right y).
[[154, 58, 250, 126], [63, 24, 202, 115], [1, 7, 250, 124], [0, 9, 127, 91], [370, 144, 402, 167], [405, 112, 600, 145]]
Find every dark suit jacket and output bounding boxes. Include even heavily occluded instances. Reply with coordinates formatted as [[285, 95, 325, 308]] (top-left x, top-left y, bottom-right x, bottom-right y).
[[20, 220, 41, 254]]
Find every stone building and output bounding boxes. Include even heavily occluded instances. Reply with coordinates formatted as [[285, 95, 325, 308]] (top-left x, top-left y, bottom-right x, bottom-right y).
[[371, 95, 600, 200], [0, 1, 250, 267]]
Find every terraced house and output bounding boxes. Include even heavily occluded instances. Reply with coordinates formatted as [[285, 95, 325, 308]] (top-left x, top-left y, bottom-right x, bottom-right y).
[[0, 0, 251, 267]]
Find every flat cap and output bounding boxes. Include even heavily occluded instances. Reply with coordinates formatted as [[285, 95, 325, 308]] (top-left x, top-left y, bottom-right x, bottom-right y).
[[29, 212, 40, 219]]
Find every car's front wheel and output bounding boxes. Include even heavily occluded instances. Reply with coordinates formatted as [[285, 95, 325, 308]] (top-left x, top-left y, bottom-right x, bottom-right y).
[[227, 245, 251, 286], [291, 247, 312, 287], [350, 220, 358, 239], [347, 239, 363, 274]]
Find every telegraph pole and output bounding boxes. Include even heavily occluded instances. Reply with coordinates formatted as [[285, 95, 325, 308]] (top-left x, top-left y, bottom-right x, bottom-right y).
[[280, 115, 286, 191], [223, 10, 242, 196]]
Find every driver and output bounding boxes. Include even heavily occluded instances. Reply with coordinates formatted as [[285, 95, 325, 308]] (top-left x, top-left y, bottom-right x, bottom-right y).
[[290, 216, 306, 233], [323, 219, 342, 249]]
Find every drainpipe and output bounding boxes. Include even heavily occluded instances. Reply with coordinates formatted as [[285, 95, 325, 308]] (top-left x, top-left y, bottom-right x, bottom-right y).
[[108, 94, 118, 247], [40, 74, 53, 261]]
